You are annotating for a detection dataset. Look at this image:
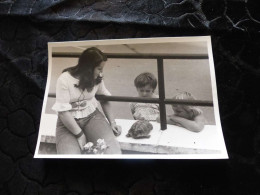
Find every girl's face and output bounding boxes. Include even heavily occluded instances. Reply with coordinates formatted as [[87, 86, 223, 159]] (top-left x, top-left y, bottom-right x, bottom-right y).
[[172, 105, 191, 119], [137, 85, 154, 98], [93, 62, 105, 80]]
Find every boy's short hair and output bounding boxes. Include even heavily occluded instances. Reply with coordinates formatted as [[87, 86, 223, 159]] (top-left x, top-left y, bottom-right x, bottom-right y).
[[134, 72, 157, 89]]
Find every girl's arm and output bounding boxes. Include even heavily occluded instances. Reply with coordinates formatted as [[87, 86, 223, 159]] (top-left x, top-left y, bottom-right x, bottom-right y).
[[100, 101, 121, 136], [169, 115, 205, 132], [156, 115, 180, 126], [58, 111, 87, 149]]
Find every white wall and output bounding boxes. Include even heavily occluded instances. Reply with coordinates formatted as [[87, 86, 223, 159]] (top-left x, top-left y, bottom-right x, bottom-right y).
[[45, 42, 216, 124]]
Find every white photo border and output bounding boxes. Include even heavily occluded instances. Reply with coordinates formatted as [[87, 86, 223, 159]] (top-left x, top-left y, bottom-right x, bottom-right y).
[[34, 36, 228, 159]]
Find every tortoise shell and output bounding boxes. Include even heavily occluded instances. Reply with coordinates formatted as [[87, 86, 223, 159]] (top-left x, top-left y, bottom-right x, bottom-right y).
[[126, 120, 153, 139]]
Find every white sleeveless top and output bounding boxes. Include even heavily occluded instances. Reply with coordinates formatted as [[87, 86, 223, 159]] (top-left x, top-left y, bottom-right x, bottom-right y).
[[52, 72, 111, 119]]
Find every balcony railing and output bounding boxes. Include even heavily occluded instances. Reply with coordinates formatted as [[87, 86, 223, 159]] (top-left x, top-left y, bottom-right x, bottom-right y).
[[50, 52, 212, 130]]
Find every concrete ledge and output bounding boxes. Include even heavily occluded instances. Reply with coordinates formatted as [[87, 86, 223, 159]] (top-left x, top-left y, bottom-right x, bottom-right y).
[[40, 114, 57, 144], [115, 119, 222, 154], [41, 135, 56, 144], [39, 114, 223, 154]]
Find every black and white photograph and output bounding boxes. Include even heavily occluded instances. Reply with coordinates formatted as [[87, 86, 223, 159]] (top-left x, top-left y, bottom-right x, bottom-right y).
[[34, 36, 228, 159]]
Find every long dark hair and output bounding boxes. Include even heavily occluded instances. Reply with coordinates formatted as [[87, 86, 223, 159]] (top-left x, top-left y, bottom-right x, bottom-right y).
[[63, 47, 107, 91]]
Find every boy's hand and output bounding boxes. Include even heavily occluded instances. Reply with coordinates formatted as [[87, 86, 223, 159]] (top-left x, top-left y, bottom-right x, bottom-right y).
[[111, 123, 122, 136]]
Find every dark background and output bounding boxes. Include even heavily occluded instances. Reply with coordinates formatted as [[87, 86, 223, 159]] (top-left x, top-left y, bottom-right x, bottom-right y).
[[0, 0, 259, 194]]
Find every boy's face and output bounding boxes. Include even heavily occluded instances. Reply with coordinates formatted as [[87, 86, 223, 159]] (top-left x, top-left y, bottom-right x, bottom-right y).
[[137, 85, 154, 98]]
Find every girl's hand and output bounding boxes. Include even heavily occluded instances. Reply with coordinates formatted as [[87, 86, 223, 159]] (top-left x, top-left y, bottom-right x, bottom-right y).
[[77, 133, 87, 150], [111, 123, 122, 136], [168, 115, 183, 127], [170, 120, 182, 127], [169, 115, 181, 122], [156, 116, 160, 123]]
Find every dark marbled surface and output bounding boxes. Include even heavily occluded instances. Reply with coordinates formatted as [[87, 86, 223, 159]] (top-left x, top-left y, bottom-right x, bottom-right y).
[[0, 0, 260, 194]]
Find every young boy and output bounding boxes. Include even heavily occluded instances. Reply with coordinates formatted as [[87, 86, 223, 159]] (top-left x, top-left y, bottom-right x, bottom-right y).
[[130, 72, 159, 121]]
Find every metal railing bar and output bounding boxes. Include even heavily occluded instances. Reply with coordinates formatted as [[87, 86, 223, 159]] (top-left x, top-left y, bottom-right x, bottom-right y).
[[95, 95, 158, 103], [49, 51, 211, 130], [48, 93, 159, 103], [164, 99, 213, 106], [52, 52, 208, 59], [48, 93, 213, 106], [157, 58, 167, 130]]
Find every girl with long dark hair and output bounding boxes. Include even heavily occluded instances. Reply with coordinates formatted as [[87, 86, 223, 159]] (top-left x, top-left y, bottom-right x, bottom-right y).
[[52, 47, 121, 154]]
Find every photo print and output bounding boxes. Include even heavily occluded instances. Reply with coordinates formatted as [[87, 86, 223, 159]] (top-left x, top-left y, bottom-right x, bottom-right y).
[[34, 36, 228, 159]]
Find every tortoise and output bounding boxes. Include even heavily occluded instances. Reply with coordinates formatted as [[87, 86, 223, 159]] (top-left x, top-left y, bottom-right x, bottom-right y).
[[126, 120, 153, 139]]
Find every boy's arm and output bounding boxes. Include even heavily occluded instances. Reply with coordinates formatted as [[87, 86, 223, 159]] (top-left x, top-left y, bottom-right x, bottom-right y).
[[169, 115, 205, 132], [129, 102, 135, 115], [156, 114, 179, 125], [130, 103, 142, 120]]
